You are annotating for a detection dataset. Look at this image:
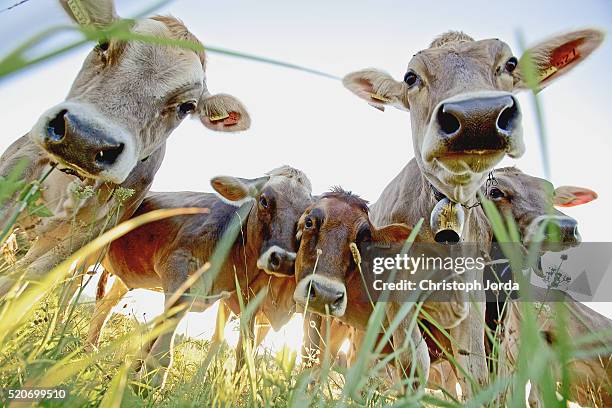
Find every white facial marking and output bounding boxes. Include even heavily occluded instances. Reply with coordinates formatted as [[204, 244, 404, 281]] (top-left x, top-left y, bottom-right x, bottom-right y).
[[294, 274, 347, 317], [30, 101, 136, 184], [257, 245, 296, 276]]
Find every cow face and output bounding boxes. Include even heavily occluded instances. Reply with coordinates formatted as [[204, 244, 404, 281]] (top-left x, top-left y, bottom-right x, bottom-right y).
[[343, 30, 603, 203], [30, 0, 250, 184], [293, 189, 411, 317], [212, 166, 313, 277], [486, 168, 597, 251]]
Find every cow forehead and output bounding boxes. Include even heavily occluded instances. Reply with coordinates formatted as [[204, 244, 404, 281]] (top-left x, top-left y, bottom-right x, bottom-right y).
[[319, 198, 368, 227], [409, 39, 508, 80], [495, 170, 553, 196], [265, 175, 312, 202], [494, 171, 555, 215], [116, 19, 205, 96]]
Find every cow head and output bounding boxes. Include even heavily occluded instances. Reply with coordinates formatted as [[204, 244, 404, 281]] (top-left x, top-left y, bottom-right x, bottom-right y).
[[293, 188, 412, 317], [343, 30, 603, 203], [211, 165, 313, 277], [30, 0, 250, 184], [486, 167, 597, 251]]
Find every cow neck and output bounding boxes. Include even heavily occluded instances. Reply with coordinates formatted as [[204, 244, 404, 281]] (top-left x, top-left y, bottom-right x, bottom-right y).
[[420, 174, 482, 244], [239, 204, 260, 272]]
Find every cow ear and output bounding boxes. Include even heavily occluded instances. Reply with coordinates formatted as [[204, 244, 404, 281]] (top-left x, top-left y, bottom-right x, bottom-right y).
[[211, 175, 269, 203], [59, 0, 119, 27], [198, 93, 251, 132], [514, 29, 604, 92], [343, 69, 409, 111], [373, 223, 414, 244], [553, 186, 598, 207]]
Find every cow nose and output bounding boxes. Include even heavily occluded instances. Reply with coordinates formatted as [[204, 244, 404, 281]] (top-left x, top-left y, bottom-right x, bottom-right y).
[[308, 280, 345, 312], [43, 110, 125, 174], [258, 246, 296, 276], [538, 217, 581, 246], [437, 95, 519, 151]]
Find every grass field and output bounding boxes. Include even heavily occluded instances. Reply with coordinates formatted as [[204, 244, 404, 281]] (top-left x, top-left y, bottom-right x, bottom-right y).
[[0, 196, 610, 407]]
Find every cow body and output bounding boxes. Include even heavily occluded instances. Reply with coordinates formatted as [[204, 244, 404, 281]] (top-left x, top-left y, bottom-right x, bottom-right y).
[[88, 166, 312, 387], [341, 29, 603, 397]]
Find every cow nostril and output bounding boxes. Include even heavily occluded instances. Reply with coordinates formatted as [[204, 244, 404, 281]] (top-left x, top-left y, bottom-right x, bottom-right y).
[[437, 105, 461, 135], [269, 252, 281, 270], [307, 283, 317, 301], [46, 109, 68, 142], [95, 143, 124, 167], [332, 292, 345, 309], [496, 100, 518, 132]]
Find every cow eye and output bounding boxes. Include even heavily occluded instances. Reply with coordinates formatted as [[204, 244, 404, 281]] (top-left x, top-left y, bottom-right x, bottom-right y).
[[259, 196, 268, 209], [177, 101, 197, 119], [488, 187, 505, 200], [504, 57, 518, 73], [304, 217, 314, 229], [403, 70, 420, 88]]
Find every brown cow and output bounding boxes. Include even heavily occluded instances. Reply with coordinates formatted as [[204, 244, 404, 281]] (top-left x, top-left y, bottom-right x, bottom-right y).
[[339, 29, 603, 396], [87, 166, 312, 387], [0, 0, 250, 297], [293, 188, 431, 386]]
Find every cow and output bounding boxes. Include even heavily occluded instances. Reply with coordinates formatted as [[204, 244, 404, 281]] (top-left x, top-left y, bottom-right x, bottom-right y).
[[292, 188, 431, 387], [0, 0, 250, 298], [478, 168, 610, 407], [337, 29, 603, 396], [87, 166, 312, 387]]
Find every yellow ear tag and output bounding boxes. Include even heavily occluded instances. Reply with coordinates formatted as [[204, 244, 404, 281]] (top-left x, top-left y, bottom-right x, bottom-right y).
[[209, 113, 230, 122], [539, 66, 558, 81], [370, 93, 391, 103], [67, 0, 92, 25]]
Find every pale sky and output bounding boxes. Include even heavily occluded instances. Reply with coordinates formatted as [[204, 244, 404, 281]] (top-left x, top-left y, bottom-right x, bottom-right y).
[[1, 0, 611, 343]]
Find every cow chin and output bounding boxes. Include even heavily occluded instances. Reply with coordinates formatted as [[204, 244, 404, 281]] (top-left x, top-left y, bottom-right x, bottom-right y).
[[421, 162, 491, 204], [30, 102, 138, 184]]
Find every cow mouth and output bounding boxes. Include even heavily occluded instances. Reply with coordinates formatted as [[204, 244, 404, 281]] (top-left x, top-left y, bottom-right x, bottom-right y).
[[524, 237, 580, 253], [432, 150, 505, 176], [48, 159, 96, 181], [52, 162, 86, 181]]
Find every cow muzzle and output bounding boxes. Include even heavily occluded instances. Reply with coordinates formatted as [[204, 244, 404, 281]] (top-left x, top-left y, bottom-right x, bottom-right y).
[[293, 274, 347, 317], [422, 91, 524, 203], [31, 102, 137, 184], [525, 215, 581, 251], [257, 245, 297, 277]]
